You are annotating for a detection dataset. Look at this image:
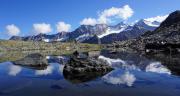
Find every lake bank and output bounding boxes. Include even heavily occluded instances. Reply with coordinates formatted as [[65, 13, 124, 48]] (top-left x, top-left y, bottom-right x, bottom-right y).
[[0, 40, 101, 51]]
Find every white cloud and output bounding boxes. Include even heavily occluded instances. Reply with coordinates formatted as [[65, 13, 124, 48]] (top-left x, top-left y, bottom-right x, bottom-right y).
[[6, 24, 20, 36], [80, 18, 97, 26], [33, 23, 52, 34], [98, 5, 134, 24], [80, 5, 134, 25], [56, 22, 71, 32], [145, 15, 169, 22]]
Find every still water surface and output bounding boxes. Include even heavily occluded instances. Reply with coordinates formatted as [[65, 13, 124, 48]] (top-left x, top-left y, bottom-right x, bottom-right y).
[[0, 50, 180, 96]]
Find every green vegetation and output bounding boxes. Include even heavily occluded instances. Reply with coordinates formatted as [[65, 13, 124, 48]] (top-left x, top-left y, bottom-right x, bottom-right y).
[[0, 40, 101, 51], [0, 40, 102, 63]]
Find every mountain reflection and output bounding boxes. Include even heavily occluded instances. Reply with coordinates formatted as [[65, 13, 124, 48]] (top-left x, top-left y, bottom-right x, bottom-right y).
[[2, 49, 180, 85]]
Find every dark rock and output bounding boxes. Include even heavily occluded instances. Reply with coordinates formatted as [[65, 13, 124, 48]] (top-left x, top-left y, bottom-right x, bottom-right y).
[[128, 10, 180, 51], [63, 51, 113, 83], [12, 53, 48, 70]]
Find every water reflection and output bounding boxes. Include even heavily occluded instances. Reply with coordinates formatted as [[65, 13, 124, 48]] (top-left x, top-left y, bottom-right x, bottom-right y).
[[0, 50, 180, 96], [103, 71, 136, 87], [12, 53, 48, 70], [8, 64, 22, 76], [145, 62, 171, 75], [35, 65, 54, 76], [63, 51, 113, 84]]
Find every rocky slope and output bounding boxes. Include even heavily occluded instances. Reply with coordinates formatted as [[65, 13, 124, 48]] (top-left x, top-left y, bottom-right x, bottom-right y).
[[130, 10, 180, 51]]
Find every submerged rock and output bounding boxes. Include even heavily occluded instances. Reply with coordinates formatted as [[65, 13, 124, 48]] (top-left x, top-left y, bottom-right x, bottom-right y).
[[12, 53, 48, 70]]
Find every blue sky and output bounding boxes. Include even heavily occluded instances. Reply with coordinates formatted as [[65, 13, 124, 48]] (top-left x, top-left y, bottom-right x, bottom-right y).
[[0, 0, 180, 39]]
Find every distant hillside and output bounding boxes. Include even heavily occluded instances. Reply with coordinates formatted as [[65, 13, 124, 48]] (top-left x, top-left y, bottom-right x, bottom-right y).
[[0, 40, 101, 51], [128, 10, 180, 51]]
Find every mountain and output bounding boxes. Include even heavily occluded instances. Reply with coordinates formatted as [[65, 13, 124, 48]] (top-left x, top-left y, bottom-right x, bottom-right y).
[[10, 17, 162, 44], [69, 24, 108, 42], [10, 32, 69, 42], [130, 10, 180, 51], [83, 20, 161, 44]]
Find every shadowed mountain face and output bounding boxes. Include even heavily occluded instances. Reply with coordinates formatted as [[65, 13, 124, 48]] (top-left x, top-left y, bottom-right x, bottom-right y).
[[130, 10, 180, 51]]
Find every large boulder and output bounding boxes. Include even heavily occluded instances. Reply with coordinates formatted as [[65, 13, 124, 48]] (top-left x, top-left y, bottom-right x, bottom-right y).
[[63, 51, 113, 83], [12, 53, 48, 70]]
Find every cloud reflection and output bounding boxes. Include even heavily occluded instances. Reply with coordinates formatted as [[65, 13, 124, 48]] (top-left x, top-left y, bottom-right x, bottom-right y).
[[103, 71, 136, 87], [146, 62, 171, 75], [59, 64, 65, 74], [8, 64, 22, 76], [98, 55, 140, 71], [35, 66, 53, 76]]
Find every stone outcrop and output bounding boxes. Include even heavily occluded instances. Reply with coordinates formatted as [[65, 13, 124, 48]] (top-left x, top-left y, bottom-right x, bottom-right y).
[[63, 51, 113, 83], [12, 53, 48, 70], [127, 10, 180, 52]]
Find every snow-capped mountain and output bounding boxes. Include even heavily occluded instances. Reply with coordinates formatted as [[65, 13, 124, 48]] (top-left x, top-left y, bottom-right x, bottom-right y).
[[10, 18, 164, 44], [134, 19, 161, 31], [10, 32, 69, 42], [98, 22, 130, 38], [83, 20, 162, 44]]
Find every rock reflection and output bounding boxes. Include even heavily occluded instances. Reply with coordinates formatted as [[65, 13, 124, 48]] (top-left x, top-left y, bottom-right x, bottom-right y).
[[99, 50, 178, 75], [145, 52, 180, 75], [63, 51, 113, 84]]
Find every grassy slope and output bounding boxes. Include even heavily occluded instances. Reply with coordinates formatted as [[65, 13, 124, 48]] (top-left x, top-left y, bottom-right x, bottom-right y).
[[0, 40, 102, 63], [0, 40, 101, 51]]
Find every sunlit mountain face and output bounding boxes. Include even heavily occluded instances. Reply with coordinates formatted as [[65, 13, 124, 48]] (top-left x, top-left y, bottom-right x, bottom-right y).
[[0, 50, 180, 96], [9, 19, 162, 44]]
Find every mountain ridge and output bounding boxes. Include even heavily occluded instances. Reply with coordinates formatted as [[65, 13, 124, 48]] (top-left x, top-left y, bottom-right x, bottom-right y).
[[10, 17, 164, 44]]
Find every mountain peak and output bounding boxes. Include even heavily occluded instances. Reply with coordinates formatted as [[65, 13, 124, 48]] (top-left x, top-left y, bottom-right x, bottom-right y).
[[136, 19, 161, 27], [160, 10, 180, 27]]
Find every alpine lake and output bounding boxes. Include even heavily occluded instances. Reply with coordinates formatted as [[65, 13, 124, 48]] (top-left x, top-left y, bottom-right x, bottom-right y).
[[0, 49, 180, 96]]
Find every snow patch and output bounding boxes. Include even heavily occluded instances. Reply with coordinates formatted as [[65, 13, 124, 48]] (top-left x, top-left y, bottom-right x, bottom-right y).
[[98, 27, 126, 38], [143, 20, 160, 27], [76, 34, 92, 42]]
